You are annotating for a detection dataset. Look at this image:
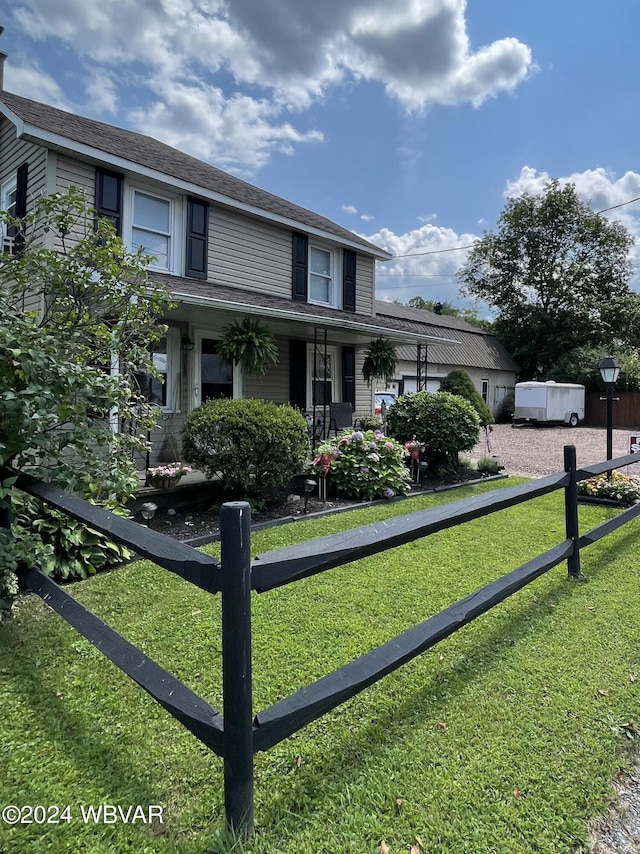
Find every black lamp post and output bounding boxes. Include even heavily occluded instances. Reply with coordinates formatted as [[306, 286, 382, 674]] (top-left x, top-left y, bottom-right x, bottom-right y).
[[599, 355, 620, 479]]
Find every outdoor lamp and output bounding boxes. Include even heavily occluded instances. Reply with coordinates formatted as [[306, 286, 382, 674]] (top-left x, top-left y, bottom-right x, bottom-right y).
[[599, 355, 620, 478], [303, 478, 316, 514], [599, 355, 620, 386], [181, 337, 194, 352], [140, 501, 158, 526]]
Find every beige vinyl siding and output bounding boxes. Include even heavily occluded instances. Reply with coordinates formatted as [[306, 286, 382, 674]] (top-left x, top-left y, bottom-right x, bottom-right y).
[[52, 156, 95, 250], [0, 118, 48, 313], [243, 335, 290, 403], [209, 206, 291, 297], [356, 254, 375, 316], [355, 349, 374, 419]]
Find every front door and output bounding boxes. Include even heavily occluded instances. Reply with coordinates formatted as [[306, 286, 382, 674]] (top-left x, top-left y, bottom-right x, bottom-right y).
[[192, 333, 239, 409]]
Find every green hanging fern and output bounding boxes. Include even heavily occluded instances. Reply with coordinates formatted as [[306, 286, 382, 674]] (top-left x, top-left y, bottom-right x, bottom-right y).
[[362, 338, 397, 386], [218, 318, 279, 376]]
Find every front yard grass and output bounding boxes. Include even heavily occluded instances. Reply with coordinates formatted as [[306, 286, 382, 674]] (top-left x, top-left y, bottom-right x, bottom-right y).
[[1, 478, 639, 853]]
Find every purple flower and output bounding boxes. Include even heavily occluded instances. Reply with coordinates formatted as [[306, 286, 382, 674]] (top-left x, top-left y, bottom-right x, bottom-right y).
[[369, 441, 378, 449], [360, 466, 370, 473], [383, 487, 395, 498], [352, 431, 364, 441], [384, 441, 394, 450]]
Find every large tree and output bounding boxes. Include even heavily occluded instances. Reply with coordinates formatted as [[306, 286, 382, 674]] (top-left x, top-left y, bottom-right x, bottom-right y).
[[458, 181, 635, 378]]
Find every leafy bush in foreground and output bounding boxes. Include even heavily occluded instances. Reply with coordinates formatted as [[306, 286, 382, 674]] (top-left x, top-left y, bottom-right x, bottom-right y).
[[182, 398, 310, 498], [312, 428, 411, 500], [387, 391, 480, 476], [439, 369, 494, 427]]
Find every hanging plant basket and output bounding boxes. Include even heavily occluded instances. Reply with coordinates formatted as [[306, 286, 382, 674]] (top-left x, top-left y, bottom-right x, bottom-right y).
[[362, 338, 397, 386], [218, 318, 279, 376]]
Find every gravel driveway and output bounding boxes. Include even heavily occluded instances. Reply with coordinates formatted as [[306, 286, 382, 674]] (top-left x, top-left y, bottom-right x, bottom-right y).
[[468, 423, 639, 478]]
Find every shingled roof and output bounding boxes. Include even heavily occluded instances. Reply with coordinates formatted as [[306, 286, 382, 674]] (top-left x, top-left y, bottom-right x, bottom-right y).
[[375, 300, 519, 372], [0, 90, 388, 258]]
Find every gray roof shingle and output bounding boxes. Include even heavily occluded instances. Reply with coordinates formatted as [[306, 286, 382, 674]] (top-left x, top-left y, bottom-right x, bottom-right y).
[[0, 90, 387, 257], [375, 300, 519, 372]]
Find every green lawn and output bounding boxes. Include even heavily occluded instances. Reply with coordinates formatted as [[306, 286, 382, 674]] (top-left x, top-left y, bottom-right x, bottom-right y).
[[1, 478, 639, 853]]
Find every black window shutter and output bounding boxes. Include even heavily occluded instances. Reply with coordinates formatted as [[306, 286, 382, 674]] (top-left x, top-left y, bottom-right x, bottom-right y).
[[14, 161, 28, 253], [292, 233, 308, 301], [289, 339, 307, 410], [342, 249, 356, 312], [95, 168, 123, 236], [341, 346, 356, 408], [186, 197, 209, 279]]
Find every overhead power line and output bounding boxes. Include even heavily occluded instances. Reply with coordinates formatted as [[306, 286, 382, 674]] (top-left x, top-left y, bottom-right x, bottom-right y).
[[596, 196, 640, 214]]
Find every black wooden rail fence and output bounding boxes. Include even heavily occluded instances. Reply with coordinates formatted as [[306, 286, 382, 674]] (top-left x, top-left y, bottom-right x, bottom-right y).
[[3, 445, 640, 837]]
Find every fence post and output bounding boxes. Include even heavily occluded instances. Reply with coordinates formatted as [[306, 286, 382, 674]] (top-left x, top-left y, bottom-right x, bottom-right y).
[[220, 501, 254, 838], [563, 445, 581, 579]]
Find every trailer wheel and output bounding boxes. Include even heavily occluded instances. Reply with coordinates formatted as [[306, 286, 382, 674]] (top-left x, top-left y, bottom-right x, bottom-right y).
[[569, 413, 579, 427]]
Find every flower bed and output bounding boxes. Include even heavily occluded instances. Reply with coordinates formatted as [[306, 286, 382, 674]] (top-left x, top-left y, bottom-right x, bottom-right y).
[[577, 471, 640, 506]]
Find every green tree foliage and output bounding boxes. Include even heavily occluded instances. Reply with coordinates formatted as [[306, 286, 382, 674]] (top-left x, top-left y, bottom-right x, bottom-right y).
[[439, 369, 494, 427], [0, 189, 174, 604], [386, 391, 480, 476], [182, 398, 310, 499], [458, 180, 635, 379], [547, 344, 640, 391]]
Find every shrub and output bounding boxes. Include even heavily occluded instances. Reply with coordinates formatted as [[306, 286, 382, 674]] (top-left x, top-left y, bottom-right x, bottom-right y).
[[182, 398, 310, 499], [499, 390, 515, 423], [11, 493, 134, 581], [439, 369, 494, 427], [312, 429, 411, 501], [476, 457, 501, 476], [577, 472, 640, 505], [386, 391, 481, 476]]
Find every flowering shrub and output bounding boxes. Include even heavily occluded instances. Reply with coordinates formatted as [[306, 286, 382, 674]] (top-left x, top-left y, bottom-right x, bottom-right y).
[[577, 472, 640, 505], [147, 463, 192, 479], [314, 428, 411, 500]]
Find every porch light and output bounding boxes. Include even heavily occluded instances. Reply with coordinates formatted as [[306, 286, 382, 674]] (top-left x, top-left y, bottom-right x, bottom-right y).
[[140, 501, 158, 526], [181, 337, 195, 352]]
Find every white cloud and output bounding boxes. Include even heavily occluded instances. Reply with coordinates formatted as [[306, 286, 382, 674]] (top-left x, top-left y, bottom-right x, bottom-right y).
[[360, 213, 374, 221], [9, 0, 534, 170], [366, 222, 479, 307], [418, 213, 438, 223], [84, 71, 119, 114], [3, 60, 70, 109], [341, 204, 358, 214], [128, 82, 323, 172]]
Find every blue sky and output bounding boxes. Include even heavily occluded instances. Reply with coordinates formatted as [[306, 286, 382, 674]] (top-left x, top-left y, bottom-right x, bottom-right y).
[[2, 0, 640, 311]]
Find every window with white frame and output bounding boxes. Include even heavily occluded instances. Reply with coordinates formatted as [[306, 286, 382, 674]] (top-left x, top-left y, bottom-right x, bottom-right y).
[[130, 188, 174, 271], [307, 344, 337, 407], [1, 175, 17, 252], [308, 243, 342, 308], [137, 328, 180, 411]]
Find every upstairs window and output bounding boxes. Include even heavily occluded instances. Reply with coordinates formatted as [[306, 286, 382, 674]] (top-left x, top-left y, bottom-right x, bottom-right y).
[[309, 246, 333, 305], [131, 190, 172, 270]]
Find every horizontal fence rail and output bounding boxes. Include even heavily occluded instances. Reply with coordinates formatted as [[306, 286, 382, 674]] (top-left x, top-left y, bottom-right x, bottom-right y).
[[252, 471, 567, 592], [4, 444, 640, 838], [253, 539, 573, 751], [21, 567, 225, 755], [4, 468, 222, 594]]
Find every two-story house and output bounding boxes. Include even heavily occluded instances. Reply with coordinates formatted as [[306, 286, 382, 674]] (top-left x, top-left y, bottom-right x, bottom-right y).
[[0, 75, 456, 464]]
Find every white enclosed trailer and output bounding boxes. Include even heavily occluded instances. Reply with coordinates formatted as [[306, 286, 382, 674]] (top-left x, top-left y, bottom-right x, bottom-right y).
[[513, 381, 585, 427]]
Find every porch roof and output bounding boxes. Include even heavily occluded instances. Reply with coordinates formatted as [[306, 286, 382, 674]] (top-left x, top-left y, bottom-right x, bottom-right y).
[[150, 272, 459, 349]]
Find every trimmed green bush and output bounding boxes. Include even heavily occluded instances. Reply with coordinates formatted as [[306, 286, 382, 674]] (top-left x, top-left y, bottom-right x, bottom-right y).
[[182, 398, 310, 498], [312, 428, 411, 500], [387, 391, 481, 475], [439, 369, 494, 427], [499, 390, 515, 423]]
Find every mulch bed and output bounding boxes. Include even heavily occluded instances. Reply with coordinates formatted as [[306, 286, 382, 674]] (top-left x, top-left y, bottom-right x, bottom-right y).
[[143, 467, 487, 542]]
